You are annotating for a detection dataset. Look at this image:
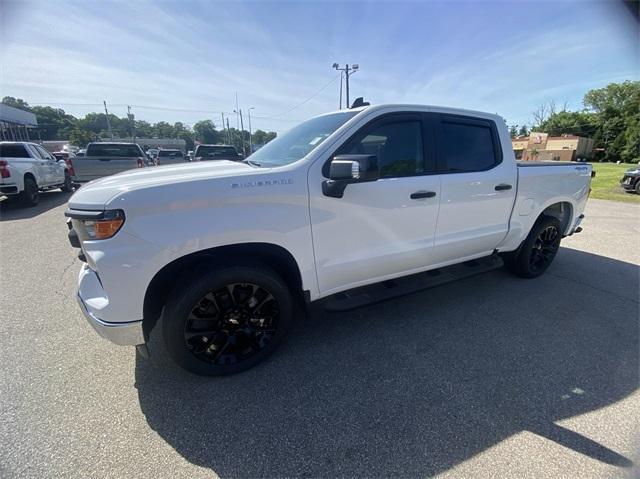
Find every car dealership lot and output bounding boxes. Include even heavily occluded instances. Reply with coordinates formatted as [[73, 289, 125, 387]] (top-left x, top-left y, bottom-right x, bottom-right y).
[[1, 193, 638, 478]]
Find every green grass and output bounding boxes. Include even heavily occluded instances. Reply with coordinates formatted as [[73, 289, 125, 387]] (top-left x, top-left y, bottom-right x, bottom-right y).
[[589, 162, 640, 203]]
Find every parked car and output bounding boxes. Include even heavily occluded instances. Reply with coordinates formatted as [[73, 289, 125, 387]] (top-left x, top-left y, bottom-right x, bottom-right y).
[[71, 142, 149, 183], [1, 141, 72, 206], [76, 149, 86, 158], [156, 149, 187, 166], [193, 144, 243, 161], [66, 104, 593, 376], [52, 151, 75, 161], [186, 150, 194, 161], [146, 148, 159, 162], [620, 166, 640, 194]]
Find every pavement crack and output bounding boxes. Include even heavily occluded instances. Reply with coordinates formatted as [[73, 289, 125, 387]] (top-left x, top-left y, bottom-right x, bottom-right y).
[[547, 270, 639, 305]]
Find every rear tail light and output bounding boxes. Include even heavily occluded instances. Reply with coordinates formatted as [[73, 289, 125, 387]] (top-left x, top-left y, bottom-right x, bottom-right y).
[[137, 157, 144, 167], [0, 160, 10, 178], [65, 158, 75, 176]]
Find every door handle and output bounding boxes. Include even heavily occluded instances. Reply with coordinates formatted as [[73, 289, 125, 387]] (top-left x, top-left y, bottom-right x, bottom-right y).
[[495, 184, 512, 191], [410, 191, 437, 199]]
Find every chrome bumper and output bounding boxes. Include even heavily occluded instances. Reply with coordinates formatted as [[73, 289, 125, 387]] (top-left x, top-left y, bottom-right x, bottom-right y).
[[76, 293, 144, 346]]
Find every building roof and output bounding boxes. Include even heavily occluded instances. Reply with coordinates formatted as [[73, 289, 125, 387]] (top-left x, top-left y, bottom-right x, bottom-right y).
[[0, 104, 38, 127]]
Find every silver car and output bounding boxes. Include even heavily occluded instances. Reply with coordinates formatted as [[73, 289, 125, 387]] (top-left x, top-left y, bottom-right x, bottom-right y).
[[72, 142, 149, 183], [156, 149, 187, 166]]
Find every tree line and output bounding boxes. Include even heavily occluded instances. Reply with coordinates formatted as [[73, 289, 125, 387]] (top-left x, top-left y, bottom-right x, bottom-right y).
[[1, 97, 277, 152], [508, 80, 639, 163]]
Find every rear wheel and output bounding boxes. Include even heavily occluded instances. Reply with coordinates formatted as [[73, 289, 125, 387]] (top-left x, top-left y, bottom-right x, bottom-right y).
[[503, 215, 561, 278], [60, 172, 73, 192], [152, 264, 294, 376], [19, 176, 39, 206], [635, 180, 640, 195]]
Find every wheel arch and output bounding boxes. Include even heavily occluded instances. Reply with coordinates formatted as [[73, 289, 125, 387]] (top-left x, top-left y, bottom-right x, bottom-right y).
[[538, 200, 574, 235], [142, 242, 305, 339]]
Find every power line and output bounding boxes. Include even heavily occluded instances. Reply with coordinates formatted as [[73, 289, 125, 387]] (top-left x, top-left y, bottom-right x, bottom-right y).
[[268, 75, 340, 118]]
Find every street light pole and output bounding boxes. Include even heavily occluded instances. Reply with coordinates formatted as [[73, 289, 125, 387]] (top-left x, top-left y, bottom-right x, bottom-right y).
[[332, 63, 359, 108], [247, 107, 255, 154]]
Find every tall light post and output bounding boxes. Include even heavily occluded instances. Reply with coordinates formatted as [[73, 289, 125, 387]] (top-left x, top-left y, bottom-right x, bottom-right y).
[[234, 109, 246, 156], [247, 107, 255, 154], [332, 63, 359, 108]]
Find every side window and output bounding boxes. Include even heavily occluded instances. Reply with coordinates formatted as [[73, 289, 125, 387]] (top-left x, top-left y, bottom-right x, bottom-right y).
[[440, 120, 499, 172], [343, 120, 424, 178], [36, 146, 53, 160], [28, 145, 45, 159]]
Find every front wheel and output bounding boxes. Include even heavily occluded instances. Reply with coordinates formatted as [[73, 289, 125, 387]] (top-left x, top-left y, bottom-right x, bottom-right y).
[[503, 215, 562, 278], [152, 264, 294, 376]]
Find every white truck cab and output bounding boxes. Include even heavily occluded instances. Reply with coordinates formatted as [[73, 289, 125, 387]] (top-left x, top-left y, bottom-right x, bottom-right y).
[[1, 141, 72, 206], [66, 104, 593, 376]]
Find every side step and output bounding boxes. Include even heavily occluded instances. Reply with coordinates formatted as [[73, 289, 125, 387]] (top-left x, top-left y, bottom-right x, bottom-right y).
[[323, 255, 503, 312]]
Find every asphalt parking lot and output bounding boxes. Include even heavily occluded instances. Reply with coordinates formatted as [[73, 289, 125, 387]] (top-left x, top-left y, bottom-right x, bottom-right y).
[[1, 192, 638, 478]]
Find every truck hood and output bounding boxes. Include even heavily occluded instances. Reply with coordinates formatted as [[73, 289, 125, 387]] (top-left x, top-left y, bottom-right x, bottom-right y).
[[69, 161, 258, 209]]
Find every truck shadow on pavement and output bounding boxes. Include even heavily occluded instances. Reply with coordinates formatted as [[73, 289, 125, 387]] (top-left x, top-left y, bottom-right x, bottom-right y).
[[135, 247, 638, 477], [0, 190, 71, 221]]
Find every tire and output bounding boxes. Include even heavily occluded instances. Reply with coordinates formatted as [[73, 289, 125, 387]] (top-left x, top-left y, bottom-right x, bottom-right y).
[[150, 264, 294, 376], [19, 176, 39, 206], [635, 180, 640, 195], [60, 173, 73, 193], [503, 215, 562, 278]]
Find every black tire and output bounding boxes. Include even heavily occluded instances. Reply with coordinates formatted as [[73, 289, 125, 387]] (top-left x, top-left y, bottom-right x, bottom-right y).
[[635, 180, 640, 195], [503, 215, 562, 278], [150, 264, 294, 376], [19, 176, 39, 206], [60, 172, 73, 193]]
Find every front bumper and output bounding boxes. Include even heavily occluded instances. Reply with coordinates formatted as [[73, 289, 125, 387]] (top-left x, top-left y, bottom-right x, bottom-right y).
[[76, 265, 144, 346], [621, 175, 638, 190]]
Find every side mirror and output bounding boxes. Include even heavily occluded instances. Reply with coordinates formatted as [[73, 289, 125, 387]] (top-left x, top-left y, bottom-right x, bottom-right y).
[[323, 154, 378, 198]]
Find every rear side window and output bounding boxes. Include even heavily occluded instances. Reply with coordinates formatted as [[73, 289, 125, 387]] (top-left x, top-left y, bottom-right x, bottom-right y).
[[0, 144, 30, 158], [440, 120, 499, 172], [197, 146, 237, 157], [86, 144, 142, 157]]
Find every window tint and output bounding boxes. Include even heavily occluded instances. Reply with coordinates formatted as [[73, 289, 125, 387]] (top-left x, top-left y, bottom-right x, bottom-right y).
[[196, 146, 238, 157], [441, 121, 497, 172], [86, 144, 142, 157], [0, 144, 30, 158], [345, 120, 424, 178]]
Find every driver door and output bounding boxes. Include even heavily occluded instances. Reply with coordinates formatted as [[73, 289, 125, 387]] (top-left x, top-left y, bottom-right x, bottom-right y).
[[309, 113, 441, 296]]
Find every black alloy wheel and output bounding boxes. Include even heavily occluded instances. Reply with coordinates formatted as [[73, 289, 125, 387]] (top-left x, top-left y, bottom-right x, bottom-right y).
[[529, 225, 560, 274], [184, 283, 279, 366]]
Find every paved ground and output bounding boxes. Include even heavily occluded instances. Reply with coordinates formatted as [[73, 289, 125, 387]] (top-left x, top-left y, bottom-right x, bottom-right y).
[[1, 193, 638, 479]]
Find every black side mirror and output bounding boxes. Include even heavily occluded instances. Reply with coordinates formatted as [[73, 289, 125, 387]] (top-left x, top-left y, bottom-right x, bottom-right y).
[[323, 154, 378, 198]]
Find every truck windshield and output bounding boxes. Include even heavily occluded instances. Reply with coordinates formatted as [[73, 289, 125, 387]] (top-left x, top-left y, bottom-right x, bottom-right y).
[[247, 111, 358, 167]]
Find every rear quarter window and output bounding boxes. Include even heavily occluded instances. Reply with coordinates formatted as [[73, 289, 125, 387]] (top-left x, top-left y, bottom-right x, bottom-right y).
[[0, 144, 30, 158]]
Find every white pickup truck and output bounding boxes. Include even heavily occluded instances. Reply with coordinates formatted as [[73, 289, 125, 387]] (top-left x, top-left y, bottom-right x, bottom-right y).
[[1, 141, 73, 206], [65, 104, 593, 376]]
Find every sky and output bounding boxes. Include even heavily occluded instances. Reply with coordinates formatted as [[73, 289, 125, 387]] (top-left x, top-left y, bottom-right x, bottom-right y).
[[1, 0, 638, 133]]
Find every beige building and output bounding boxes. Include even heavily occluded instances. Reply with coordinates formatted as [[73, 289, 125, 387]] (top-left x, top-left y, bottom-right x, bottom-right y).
[[512, 132, 594, 161]]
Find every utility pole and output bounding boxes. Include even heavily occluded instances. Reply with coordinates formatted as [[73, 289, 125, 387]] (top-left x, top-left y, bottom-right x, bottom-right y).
[[332, 63, 359, 108], [226, 118, 231, 145], [221, 112, 226, 143], [103, 100, 114, 139], [247, 107, 254, 154], [339, 71, 343, 109], [239, 109, 245, 156], [127, 105, 136, 140]]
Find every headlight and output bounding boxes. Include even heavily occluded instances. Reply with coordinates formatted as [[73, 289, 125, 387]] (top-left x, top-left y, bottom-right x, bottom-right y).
[[81, 210, 125, 240]]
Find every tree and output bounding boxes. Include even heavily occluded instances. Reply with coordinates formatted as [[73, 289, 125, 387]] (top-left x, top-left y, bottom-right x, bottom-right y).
[[68, 128, 95, 147], [583, 80, 640, 162], [509, 125, 518, 138], [537, 111, 599, 137], [1, 96, 32, 111], [193, 120, 219, 144], [518, 125, 529, 137], [252, 129, 277, 146]]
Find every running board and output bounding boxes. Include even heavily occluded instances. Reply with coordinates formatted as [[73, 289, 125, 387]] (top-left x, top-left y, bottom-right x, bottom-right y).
[[323, 255, 503, 312]]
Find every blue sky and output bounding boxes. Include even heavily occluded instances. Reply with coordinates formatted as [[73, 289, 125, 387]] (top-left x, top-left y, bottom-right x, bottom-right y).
[[1, 0, 638, 133]]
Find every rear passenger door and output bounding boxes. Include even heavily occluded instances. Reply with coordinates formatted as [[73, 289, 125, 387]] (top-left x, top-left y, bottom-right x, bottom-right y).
[[431, 114, 517, 264], [26, 145, 50, 185]]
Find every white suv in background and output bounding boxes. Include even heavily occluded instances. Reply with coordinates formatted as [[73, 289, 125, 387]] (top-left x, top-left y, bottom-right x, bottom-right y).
[[0, 141, 72, 206]]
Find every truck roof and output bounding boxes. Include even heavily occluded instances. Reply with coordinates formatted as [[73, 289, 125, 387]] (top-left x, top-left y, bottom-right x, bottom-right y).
[[318, 103, 505, 123]]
